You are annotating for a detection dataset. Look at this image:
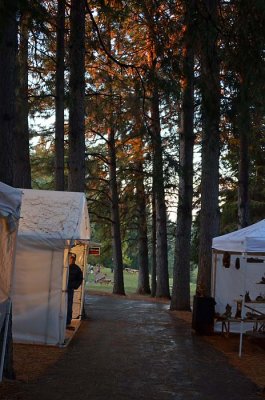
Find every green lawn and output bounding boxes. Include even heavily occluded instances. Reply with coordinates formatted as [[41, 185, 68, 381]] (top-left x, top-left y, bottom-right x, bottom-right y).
[[85, 267, 196, 297]]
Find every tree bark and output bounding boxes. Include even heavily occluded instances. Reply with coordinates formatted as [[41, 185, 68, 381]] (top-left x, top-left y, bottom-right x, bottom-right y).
[[55, 0, 65, 191], [68, 0, 86, 192], [0, 1, 17, 380], [236, 2, 251, 229], [144, 3, 169, 299], [151, 184, 157, 297], [151, 81, 170, 298], [197, 0, 220, 297], [136, 157, 150, 295], [0, 1, 17, 186], [14, 10, 31, 188], [171, 0, 195, 311], [108, 128, 125, 295], [237, 81, 250, 229]]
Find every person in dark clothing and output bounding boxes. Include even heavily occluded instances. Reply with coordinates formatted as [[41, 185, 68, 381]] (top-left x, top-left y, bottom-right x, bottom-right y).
[[66, 255, 83, 330]]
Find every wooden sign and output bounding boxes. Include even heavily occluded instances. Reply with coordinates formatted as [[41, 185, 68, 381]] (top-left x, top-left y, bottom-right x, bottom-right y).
[[89, 246, 100, 256]]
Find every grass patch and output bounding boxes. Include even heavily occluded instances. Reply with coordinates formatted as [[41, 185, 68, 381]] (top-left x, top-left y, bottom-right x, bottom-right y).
[[85, 267, 196, 297]]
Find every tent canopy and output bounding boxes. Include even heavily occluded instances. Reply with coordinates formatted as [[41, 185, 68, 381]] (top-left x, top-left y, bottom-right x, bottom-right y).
[[212, 221, 265, 336], [0, 181, 21, 221], [0, 182, 22, 381], [0, 182, 22, 302], [19, 189, 90, 248], [212, 219, 265, 253], [12, 189, 90, 346]]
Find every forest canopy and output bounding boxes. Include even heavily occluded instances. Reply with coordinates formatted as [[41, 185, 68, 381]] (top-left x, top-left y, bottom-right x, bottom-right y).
[[0, 0, 264, 308]]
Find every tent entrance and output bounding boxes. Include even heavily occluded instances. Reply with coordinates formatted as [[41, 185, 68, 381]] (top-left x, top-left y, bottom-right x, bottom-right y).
[[62, 243, 87, 347], [69, 243, 87, 325]]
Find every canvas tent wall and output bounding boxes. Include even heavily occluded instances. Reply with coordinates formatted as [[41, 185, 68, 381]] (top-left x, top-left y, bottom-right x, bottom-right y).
[[12, 189, 90, 346], [0, 182, 22, 381], [212, 220, 265, 329]]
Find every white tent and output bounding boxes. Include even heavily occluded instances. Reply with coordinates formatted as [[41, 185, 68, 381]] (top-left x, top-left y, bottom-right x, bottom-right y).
[[212, 221, 265, 328], [213, 219, 265, 254], [0, 182, 22, 381], [12, 189, 91, 346]]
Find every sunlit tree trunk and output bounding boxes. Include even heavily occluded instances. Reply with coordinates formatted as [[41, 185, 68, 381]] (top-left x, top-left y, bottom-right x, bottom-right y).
[[171, 0, 195, 311], [68, 0, 86, 192], [197, 0, 220, 297], [55, 0, 65, 190], [102, 23, 125, 295], [143, 2, 169, 298], [14, 10, 31, 188], [108, 127, 125, 295]]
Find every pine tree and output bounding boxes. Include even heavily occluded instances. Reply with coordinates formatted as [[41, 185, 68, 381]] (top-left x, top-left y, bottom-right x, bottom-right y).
[[171, 0, 195, 310], [55, 0, 65, 190], [197, 0, 220, 296], [14, 8, 31, 188], [68, 0, 86, 192]]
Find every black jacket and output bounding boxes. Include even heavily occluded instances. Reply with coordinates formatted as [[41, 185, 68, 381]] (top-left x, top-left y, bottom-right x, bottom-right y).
[[68, 264, 83, 290]]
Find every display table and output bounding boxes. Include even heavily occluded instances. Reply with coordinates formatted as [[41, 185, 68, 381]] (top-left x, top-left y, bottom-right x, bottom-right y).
[[216, 316, 265, 356], [217, 317, 242, 336]]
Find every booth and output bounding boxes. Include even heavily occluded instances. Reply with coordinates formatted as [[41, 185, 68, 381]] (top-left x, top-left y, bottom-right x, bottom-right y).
[[212, 220, 265, 354], [12, 189, 91, 346], [0, 182, 22, 381]]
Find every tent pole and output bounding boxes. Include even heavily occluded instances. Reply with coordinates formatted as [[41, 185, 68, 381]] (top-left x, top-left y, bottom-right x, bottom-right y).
[[79, 245, 87, 319], [0, 299, 11, 382], [238, 254, 247, 357], [1, 220, 19, 381], [59, 246, 71, 346], [239, 320, 243, 357], [212, 251, 217, 298]]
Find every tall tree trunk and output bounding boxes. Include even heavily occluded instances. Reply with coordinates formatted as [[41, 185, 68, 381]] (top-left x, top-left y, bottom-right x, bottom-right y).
[[237, 81, 250, 229], [108, 128, 125, 295], [151, 81, 170, 298], [0, 1, 17, 186], [144, 3, 169, 299], [55, 0, 65, 191], [0, 1, 17, 380], [14, 10, 31, 188], [171, 0, 195, 311], [136, 156, 150, 295], [197, 0, 220, 297], [151, 184, 157, 297], [236, 1, 251, 229], [103, 24, 125, 295], [68, 0, 86, 192]]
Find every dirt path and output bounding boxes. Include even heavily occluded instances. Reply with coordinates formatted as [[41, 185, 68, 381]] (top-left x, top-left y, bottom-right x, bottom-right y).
[[1, 295, 263, 400]]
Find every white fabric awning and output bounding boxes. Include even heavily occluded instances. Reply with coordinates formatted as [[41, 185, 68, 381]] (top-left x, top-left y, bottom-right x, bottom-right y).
[[0, 182, 22, 219], [212, 219, 265, 253], [18, 189, 90, 248]]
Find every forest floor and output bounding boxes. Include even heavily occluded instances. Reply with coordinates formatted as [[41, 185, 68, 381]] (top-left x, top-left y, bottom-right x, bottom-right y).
[[0, 292, 264, 400]]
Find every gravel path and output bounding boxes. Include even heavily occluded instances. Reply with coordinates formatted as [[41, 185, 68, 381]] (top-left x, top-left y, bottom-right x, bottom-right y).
[[8, 295, 261, 400]]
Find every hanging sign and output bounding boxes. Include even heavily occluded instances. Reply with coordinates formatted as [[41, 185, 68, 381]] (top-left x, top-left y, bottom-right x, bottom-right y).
[[89, 247, 100, 256]]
